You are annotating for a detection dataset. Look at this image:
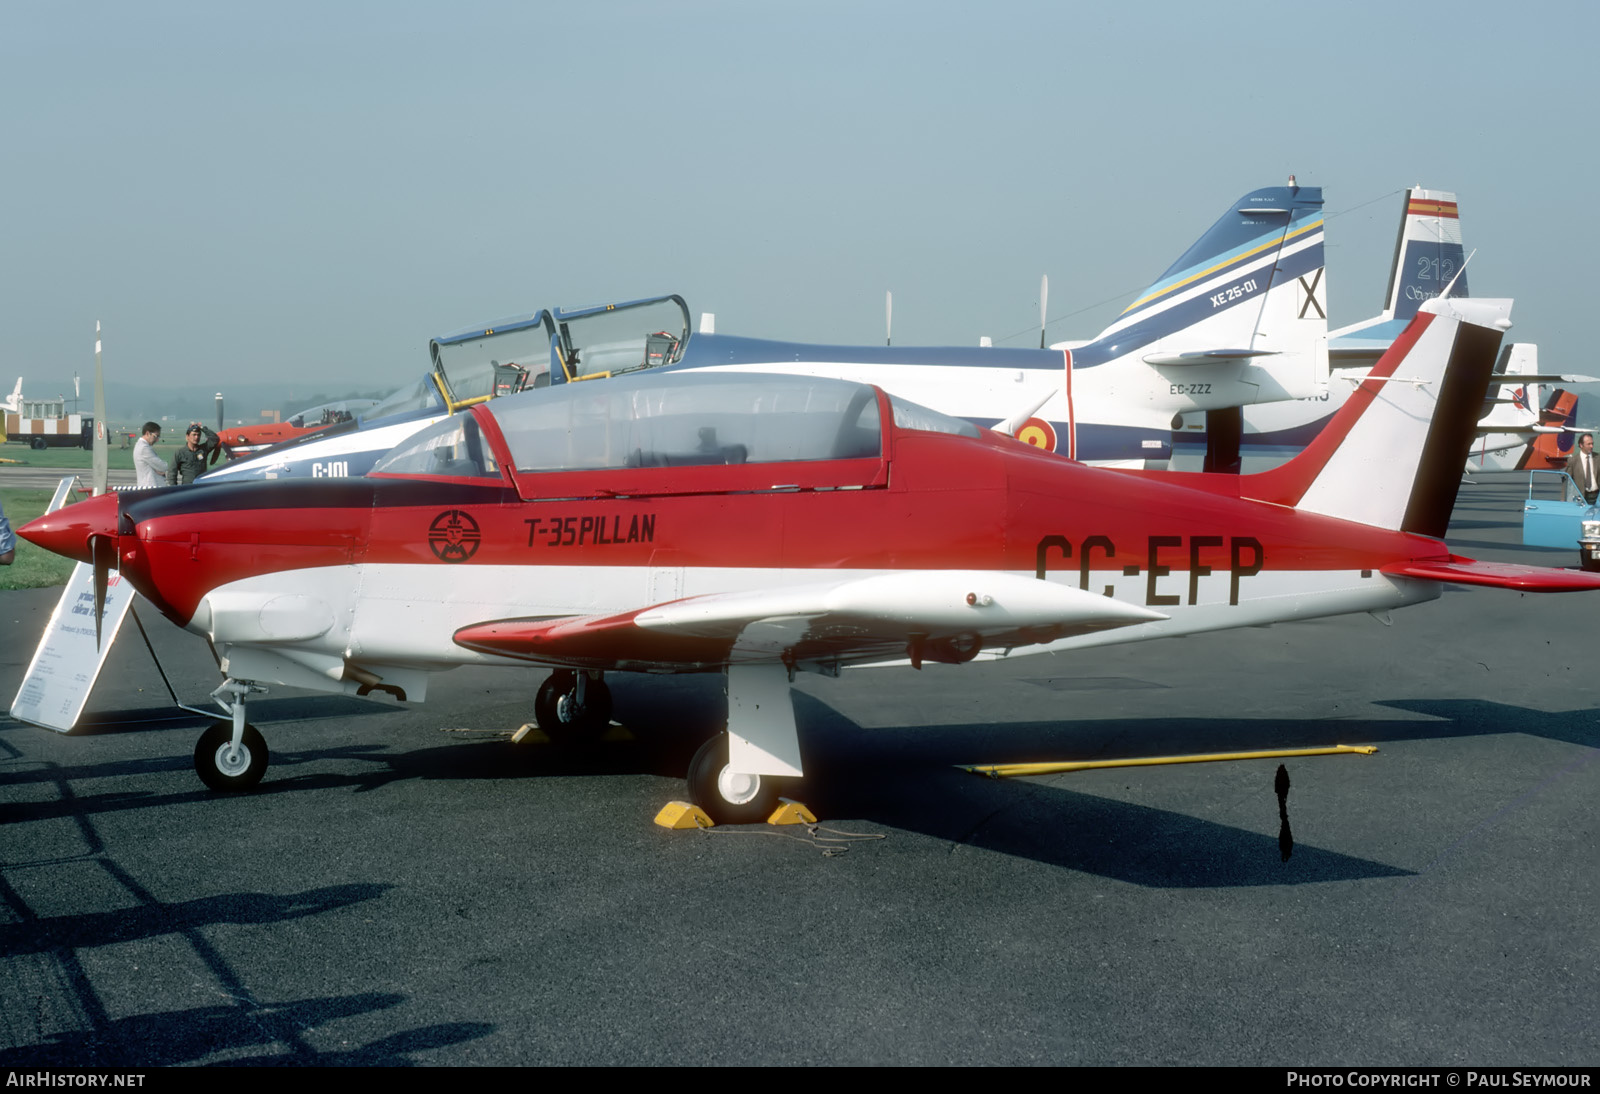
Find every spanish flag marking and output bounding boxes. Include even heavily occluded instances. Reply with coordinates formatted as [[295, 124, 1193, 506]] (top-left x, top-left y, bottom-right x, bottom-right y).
[[1406, 200, 1459, 219]]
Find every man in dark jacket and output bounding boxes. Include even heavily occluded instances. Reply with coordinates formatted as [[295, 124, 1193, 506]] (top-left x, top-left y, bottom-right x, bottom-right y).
[[169, 424, 211, 485]]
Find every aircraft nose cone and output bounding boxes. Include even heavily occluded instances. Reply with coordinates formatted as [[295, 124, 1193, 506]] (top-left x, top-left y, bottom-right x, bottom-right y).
[[19, 491, 120, 563]]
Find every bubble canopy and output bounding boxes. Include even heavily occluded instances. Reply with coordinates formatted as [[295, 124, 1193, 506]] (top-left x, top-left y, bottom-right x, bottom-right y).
[[371, 371, 976, 488]]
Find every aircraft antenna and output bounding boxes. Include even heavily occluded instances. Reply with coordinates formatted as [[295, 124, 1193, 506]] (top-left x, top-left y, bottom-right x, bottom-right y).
[[1440, 249, 1475, 299], [1039, 274, 1050, 349]]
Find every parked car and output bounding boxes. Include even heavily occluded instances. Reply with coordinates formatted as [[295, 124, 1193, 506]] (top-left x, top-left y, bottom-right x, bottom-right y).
[[1522, 470, 1600, 570]]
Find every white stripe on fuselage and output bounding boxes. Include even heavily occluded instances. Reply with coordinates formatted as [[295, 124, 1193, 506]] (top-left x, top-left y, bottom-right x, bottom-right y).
[[193, 562, 1441, 694], [203, 415, 450, 480]]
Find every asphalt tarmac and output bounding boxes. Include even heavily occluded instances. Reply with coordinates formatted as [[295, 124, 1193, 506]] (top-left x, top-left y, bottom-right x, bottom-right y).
[[1, 476, 1595, 1066]]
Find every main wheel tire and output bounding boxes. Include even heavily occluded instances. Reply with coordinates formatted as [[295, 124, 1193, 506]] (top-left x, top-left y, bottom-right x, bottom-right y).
[[535, 673, 610, 744], [533, 673, 571, 733], [195, 723, 269, 791], [687, 731, 781, 826]]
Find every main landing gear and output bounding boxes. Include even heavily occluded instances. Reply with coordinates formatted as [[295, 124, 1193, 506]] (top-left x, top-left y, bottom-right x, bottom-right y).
[[688, 731, 781, 825], [533, 669, 613, 745], [195, 679, 270, 791], [686, 664, 806, 825]]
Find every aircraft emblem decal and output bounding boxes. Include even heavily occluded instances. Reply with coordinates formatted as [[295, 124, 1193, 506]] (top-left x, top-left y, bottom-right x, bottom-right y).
[[428, 509, 481, 563]]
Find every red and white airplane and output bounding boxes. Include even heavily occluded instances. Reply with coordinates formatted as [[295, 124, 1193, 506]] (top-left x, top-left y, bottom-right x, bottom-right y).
[[19, 295, 1600, 822]]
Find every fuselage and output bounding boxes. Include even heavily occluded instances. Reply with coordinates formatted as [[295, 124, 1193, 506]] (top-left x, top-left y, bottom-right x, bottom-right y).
[[33, 381, 1450, 699]]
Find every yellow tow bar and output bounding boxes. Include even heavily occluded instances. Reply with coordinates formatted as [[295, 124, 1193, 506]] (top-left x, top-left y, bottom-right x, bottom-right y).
[[963, 744, 1377, 779]]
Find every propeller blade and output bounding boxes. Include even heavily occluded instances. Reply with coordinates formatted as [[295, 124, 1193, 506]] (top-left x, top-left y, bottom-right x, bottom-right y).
[[1039, 274, 1049, 349], [92, 322, 108, 497], [992, 387, 1058, 437], [91, 533, 113, 650]]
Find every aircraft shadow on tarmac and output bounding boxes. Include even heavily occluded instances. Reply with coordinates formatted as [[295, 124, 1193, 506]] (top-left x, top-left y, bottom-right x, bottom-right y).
[[7, 682, 1594, 890], [56, 696, 402, 738], [782, 691, 1600, 886]]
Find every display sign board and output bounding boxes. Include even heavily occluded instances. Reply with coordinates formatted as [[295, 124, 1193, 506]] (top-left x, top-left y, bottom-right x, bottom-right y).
[[9, 477, 138, 732]]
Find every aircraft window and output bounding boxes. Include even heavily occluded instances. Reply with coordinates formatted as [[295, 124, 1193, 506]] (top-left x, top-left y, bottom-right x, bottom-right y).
[[888, 394, 981, 438], [488, 373, 882, 473], [370, 414, 501, 479]]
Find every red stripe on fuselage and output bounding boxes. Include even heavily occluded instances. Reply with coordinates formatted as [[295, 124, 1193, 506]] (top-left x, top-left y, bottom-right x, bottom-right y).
[[1062, 348, 1076, 460]]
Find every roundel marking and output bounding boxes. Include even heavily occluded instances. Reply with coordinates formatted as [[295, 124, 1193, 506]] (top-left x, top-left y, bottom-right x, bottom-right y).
[[1016, 417, 1057, 452], [429, 509, 481, 563]]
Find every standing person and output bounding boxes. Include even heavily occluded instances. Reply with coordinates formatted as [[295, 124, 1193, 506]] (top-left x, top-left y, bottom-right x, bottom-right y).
[[1566, 433, 1599, 506], [133, 422, 169, 489], [169, 423, 208, 484], [0, 496, 14, 565]]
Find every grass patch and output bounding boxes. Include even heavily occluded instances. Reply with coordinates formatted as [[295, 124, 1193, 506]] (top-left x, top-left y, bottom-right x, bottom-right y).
[[0, 443, 138, 471], [1, 488, 79, 589]]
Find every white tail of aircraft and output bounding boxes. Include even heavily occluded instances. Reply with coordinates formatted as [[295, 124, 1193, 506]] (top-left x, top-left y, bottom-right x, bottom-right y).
[[1245, 295, 1512, 535], [2, 377, 21, 415], [1085, 183, 1329, 392]]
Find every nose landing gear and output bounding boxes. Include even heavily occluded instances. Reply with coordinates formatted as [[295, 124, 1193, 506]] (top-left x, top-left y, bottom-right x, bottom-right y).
[[195, 679, 270, 791]]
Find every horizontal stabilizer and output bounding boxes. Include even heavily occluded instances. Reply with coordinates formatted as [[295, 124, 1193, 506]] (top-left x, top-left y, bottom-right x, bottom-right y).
[[1141, 349, 1280, 366], [454, 571, 1168, 669], [1485, 373, 1600, 385], [1381, 556, 1600, 592]]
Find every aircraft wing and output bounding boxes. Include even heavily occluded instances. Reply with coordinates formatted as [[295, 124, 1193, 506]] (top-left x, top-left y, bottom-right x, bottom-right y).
[[1381, 557, 1600, 591], [453, 570, 1167, 670]]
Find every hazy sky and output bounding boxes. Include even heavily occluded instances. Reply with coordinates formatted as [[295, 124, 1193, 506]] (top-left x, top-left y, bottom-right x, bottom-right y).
[[3, 1, 1595, 400]]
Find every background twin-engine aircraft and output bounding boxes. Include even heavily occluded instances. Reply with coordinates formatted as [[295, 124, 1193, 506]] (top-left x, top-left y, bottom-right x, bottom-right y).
[[19, 294, 1600, 822], [201, 182, 1584, 488], [203, 180, 1335, 484]]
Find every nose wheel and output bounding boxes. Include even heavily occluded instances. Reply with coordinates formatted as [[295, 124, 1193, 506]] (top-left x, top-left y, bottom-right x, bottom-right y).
[[687, 731, 781, 826], [195, 678, 271, 791], [195, 722, 268, 791]]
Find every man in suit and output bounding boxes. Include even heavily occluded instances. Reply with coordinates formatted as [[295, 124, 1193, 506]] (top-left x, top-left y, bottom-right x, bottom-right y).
[[133, 421, 169, 489], [1566, 433, 1599, 505]]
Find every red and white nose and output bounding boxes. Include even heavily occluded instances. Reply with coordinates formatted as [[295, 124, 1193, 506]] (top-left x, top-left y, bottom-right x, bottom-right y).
[[18, 492, 120, 563]]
